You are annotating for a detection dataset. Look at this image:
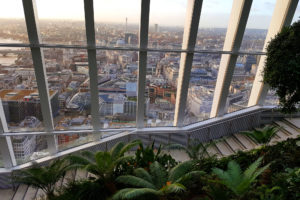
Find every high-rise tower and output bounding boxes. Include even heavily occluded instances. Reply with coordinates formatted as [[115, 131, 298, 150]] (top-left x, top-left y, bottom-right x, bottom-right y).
[[125, 17, 128, 34]]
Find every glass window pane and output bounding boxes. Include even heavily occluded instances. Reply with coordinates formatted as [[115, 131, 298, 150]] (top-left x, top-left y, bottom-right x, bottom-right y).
[[240, 0, 276, 52], [12, 135, 51, 165], [145, 52, 180, 127], [292, 2, 300, 23], [96, 50, 138, 128], [263, 90, 279, 106], [196, 0, 233, 51], [94, 0, 140, 48], [42, 48, 92, 130], [35, 0, 86, 45], [148, 0, 186, 49], [0, 151, 4, 168], [57, 132, 94, 151], [0, 0, 29, 44], [225, 54, 258, 114], [184, 53, 221, 125], [0, 47, 45, 132]]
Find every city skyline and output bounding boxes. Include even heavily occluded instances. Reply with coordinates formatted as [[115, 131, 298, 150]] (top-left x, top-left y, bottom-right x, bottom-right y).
[[0, 0, 299, 29]]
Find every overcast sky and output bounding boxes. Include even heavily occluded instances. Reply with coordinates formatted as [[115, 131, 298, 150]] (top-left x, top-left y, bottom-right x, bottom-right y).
[[0, 0, 299, 29]]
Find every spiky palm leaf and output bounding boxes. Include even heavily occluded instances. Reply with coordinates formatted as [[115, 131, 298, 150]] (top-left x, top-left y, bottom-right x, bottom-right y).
[[114, 161, 205, 200], [67, 140, 140, 179], [113, 188, 160, 200], [13, 159, 69, 199], [168, 160, 196, 182], [115, 175, 157, 189], [212, 157, 270, 197], [150, 161, 168, 189], [241, 125, 279, 145]]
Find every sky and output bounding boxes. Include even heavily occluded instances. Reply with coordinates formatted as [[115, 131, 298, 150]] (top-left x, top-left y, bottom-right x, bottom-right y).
[[0, 0, 299, 29]]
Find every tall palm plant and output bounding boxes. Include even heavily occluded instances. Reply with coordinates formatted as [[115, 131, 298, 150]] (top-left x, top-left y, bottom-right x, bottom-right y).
[[166, 140, 216, 160], [241, 125, 279, 146], [212, 157, 270, 198], [67, 140, 141, 194], [13, 159, 69, 200], [113, 160, 205, 200]]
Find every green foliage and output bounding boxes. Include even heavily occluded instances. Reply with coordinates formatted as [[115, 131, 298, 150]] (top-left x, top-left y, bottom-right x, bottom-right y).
[[212, 157, 270, 197], [66, 140, 141, 195], [55, 179, 106, 200], [264, 20, 300, 113], [254, 185, 283, 200], [27, 137, 300, 200], [241, 125, 279, 146], [135, 142, 177, 169], [113, 161, 205, 200], [272, 167, 300, 199], [166, 140, 216, 160], [13, 159, 69, 200]]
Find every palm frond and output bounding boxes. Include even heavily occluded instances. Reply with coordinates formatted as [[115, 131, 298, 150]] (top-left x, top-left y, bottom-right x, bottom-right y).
[[213, 157, 270, 196], [134, 168, 153, 184], [115, 155, 134, 166], [116, 175, 156, 189], [149, 161, 168, 189], [241, 125, 278, 145], [175, 171, 206, 185], [95, 151, 113, 173], [110, 142, 125, 159], [119, 140, 141, 156], [168, 160, 196, 182], [160, 183, 186, 194], [66, 155, 92, 168], [113, 188, 160, 200]]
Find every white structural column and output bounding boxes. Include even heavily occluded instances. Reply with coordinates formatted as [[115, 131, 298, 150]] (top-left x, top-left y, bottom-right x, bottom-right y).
[[136, 0, 150, 128], [210, 0, 252, 118], [84, 0, 101, 130], [22, 0, 57, 153], [0, 99, 17, 167], [248, 0, 299, 106], [174, 0, 203, 127]]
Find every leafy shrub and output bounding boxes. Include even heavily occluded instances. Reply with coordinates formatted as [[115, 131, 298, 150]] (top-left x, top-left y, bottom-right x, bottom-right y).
[[113, 161, 205, 200], [264, 20, 300, 113], [212, 157, 270, 197], [134, 142, 177, 170]]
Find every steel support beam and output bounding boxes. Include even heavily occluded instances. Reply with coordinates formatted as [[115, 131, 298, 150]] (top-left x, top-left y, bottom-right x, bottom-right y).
[[84, 0, 101, 131], [248, 0, 299, 106], [210, 0, 252, 118], [174, 0, 203, 127], [136, 0, 150, 128], [0, 99, 17, 168], [22, 0, 57, 153]]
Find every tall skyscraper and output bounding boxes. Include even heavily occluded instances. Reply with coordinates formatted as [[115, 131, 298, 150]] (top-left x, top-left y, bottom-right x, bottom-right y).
[[125, 17, 128, 33], [154, 24, 159, 32]]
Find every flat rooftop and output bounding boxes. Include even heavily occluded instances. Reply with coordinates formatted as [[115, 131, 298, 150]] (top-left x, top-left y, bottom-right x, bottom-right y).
[[0, 89, 56, 101]]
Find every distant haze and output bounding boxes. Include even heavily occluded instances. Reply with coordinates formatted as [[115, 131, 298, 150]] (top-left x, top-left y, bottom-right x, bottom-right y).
[[0, 0, 299, 29]]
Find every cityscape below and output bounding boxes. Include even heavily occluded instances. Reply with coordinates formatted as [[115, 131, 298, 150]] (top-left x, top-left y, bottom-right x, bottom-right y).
[[0, 19, 279, 164]]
